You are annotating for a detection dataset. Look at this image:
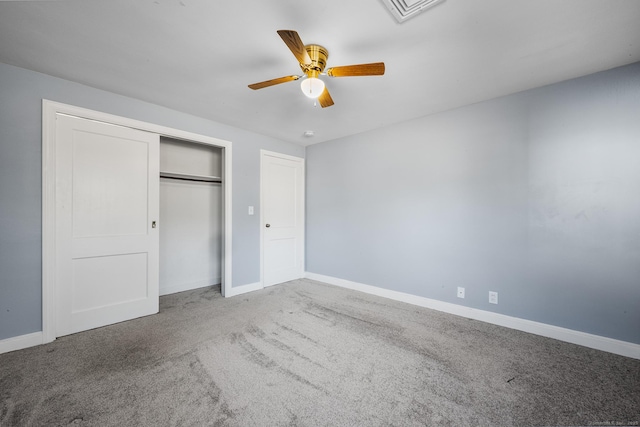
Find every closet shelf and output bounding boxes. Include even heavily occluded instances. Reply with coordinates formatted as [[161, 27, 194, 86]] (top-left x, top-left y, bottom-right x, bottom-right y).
[[160, 171, 222, 183]]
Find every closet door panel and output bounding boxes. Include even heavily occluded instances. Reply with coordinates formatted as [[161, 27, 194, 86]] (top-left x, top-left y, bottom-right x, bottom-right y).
[[55, 114, 159, 337]]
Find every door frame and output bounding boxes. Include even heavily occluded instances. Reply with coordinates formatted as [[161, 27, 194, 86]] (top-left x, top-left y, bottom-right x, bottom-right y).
[[259, 149, 305, 288], [42, 100, 233, 343]]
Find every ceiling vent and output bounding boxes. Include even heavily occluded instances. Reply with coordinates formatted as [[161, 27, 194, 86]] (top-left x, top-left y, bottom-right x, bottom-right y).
[[381, 0, 446, 23]]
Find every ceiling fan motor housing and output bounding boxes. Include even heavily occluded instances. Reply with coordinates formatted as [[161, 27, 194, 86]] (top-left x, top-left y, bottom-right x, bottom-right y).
[[301, 44, 329, 78]]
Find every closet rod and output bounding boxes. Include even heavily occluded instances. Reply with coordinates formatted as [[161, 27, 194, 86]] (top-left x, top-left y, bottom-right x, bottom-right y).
[[160, 175, 221, 183], [160, 172, 221, 183]]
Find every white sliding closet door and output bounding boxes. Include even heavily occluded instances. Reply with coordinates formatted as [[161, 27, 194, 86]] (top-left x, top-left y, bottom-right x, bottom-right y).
[[55, 114, 160, 337]]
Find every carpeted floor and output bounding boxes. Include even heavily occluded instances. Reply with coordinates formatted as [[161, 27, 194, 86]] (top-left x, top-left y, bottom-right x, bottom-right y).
[[1, 279, 639, 426]]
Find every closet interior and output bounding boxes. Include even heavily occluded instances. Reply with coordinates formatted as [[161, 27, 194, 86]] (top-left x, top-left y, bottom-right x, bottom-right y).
[[159, 136, 222, 296]]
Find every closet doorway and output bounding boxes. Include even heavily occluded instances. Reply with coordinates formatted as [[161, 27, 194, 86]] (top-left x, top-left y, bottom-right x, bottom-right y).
[[159, 137, 223, 296]]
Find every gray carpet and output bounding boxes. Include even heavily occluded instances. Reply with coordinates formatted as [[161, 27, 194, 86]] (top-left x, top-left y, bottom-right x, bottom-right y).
[[1, 279, 638, 426]]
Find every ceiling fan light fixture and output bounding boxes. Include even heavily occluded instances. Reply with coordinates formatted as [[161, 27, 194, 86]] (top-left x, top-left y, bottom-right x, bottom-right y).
[[300, 77, 325, 98]]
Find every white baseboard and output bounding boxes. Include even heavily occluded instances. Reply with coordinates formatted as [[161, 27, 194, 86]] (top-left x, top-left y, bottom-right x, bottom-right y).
[[305, 272, 640, 360], [225, 281, 263, 297], [0, 331, 44, 355], [160, 277, 221, 296]]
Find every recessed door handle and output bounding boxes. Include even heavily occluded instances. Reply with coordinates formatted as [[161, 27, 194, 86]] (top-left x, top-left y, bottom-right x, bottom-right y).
[[265, 224, 271, 228]]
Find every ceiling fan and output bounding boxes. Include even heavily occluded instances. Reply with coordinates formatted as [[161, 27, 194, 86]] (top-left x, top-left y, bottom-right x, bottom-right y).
[[248, 30, 385, 108]]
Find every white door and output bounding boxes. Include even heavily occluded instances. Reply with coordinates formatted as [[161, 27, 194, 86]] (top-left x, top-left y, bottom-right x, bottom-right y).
[[55, 114, 159, 336], [261, 151, 305, 287]]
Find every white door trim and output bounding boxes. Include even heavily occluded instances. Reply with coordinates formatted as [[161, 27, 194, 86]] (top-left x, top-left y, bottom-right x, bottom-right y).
[[42, 99, 233, 344], [259, 149, 305, 288]]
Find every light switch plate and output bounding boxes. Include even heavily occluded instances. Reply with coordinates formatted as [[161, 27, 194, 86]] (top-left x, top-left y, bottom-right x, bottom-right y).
[[248, 206, 254, 215]]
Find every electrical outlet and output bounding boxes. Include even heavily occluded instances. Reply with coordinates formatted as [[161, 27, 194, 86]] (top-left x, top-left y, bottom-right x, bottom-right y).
[[489, 291, 498, 304], [457, 287, 465, 298]]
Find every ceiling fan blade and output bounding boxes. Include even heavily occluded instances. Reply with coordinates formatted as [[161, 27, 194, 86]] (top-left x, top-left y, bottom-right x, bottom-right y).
[[318, 87, 334, 108], [277, 30, 312, 65], [326, 62, 385, 77], [248, 75, 300, 90]]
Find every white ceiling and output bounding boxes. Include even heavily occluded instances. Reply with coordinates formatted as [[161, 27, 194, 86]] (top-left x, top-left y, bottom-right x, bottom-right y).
[[1, 0, 639, 146]]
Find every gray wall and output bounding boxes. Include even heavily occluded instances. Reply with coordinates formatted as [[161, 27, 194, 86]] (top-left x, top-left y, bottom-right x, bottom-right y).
[[0, 62, 303, 340], [306, 62, 640, 344]]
